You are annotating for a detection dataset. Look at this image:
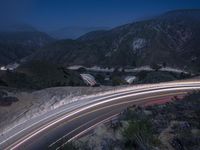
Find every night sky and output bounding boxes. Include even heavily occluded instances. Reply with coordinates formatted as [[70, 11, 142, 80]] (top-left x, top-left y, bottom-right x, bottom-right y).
[[1, 0, 200, 30]]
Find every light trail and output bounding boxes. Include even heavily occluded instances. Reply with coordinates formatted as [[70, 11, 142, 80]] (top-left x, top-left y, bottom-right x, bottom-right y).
[[2, 82, 198, 146], [57, 114, 119, 150], [51, 91, 186, 149], [0, 81, 200, 150]]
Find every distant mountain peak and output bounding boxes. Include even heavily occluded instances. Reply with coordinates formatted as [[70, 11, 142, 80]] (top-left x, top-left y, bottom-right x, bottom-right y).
[[158, 9, 200, 21], [166, 9, 200, 13], [49, 26, 110, 39], [28, 9, 200, 72], [0, 23, 38, 32]]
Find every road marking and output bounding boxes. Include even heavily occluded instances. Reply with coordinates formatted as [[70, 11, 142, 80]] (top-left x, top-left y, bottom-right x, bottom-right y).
[[4, 89, 194, 150], [50, 91, 186, 149], [57, 114, 119, 150], [62, 92, 187, 142], [2, 82, 200, 136], [49, 110, 119, 148], [1, 83, 195, 146], [3, 85, 200, 150]]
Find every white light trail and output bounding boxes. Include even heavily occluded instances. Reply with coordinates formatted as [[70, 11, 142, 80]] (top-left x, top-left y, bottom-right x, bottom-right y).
[[1, 81, 200, 150]]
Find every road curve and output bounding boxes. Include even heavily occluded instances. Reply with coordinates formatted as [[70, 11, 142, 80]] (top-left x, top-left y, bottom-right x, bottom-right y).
[[1, 81, 200, 150]]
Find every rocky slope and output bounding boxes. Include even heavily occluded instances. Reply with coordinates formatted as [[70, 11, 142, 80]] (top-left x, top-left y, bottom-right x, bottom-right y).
[[0, 86, 124, 134], [30, 9, 200, 72], [0, 25, 54, 65]]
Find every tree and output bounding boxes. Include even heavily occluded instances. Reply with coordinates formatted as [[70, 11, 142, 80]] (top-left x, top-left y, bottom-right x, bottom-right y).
[[151, 63, 162, 71], [123, 120, 153, 150], [137, 71, 148, 81], [162, 62, 167, 68]]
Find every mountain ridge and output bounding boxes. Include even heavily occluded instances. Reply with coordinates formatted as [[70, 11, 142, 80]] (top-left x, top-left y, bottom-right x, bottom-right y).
[[0, 30, 54, 65], [49, 26, 110, 39], [28, 9, 200, 72]]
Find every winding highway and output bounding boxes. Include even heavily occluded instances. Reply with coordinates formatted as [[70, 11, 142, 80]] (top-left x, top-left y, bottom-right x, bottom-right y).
[[1, 81, 200, 150]]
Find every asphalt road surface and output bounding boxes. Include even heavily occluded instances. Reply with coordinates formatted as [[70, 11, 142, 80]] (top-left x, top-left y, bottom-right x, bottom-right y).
[[1, 81, 200, 150]]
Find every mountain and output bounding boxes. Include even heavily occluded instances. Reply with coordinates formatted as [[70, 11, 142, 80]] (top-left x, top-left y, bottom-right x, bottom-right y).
[[0, 23, 37, 32], [29, 9, 200, 72], [49, 26, 109, 39], [0, 24, 54, 65]]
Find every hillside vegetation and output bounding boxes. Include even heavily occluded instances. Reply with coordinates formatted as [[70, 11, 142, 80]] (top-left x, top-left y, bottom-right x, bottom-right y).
[[0, 61, 85, 89], [30, 9, 200, 73], [62, 91, 200, 150]]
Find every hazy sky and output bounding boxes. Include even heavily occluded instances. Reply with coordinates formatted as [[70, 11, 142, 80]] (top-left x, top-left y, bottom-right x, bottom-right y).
[[1, 0, 200, 30]]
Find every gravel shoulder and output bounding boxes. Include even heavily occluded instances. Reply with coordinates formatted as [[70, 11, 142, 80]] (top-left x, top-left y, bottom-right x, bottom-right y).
[[0, 86, 124, 132]]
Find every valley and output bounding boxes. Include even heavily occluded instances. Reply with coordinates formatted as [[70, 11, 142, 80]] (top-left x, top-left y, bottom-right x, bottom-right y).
[[0, 5, 200, 150]]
